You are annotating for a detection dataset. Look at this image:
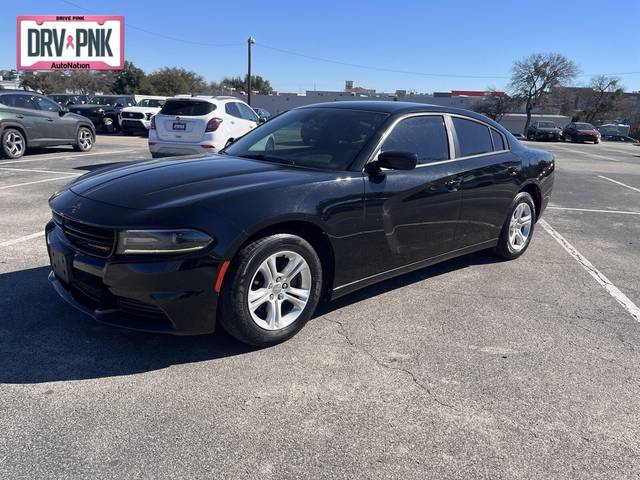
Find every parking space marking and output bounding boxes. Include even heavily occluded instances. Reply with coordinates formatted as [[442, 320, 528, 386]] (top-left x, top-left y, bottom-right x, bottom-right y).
[[547, 206, 640, 216], [0, 149, 139, 164], [0, 232, 44, 248], [598, 175, 640, 193], [0, 175, 79, 190], [0, 167, 78, 175], [540, 219, 640, 322], [550, 146, 621, 162]]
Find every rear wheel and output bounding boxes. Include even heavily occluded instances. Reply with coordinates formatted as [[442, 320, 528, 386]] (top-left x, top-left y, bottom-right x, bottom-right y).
[[494, 192, 536, 260], [220, 234, 323, 346], [1, 128, 26, 159], [73, 127, 94, 152]]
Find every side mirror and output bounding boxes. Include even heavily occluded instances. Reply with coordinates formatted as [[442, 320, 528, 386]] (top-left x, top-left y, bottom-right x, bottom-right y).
[[59, 108, 68, 116], [115, 103, 124, 108], [370, 151, 417, 172], [258, 114, 267, 124]]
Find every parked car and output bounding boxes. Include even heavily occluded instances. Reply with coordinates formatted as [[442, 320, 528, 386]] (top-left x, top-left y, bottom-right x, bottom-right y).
[[0, 89, 95, 159], [253, 107, 271, 122], [562, 122, 601, 143], [148, 96, 259, 157], [49, 94, 90, 107], [511, 132, 525, 140], [526, 121, 563, 141], [47, 101, 554, 346], [69, 95, 136, 133], [119, 97, 166, 135], [602, 134, 638, 143]]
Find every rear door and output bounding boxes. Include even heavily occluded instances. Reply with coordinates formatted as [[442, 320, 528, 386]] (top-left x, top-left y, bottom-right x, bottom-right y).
[[155, 100, 215, 143], [3, 94, 49, 144], [225, 102, 256, 138], [452, 116, 520, 247]]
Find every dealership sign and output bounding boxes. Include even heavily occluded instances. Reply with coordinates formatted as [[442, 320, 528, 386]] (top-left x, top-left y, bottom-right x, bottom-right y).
[[17, 15, 124, 70]]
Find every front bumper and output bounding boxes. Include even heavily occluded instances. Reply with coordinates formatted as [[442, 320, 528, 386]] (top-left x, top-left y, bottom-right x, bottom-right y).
[[46, 222, 222, 335], [533, 132, 562, 140], [121, 119, 150, 133]]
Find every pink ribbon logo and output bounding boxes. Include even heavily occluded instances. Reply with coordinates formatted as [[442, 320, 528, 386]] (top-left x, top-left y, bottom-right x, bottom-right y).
[[66, 35, 74, 49]]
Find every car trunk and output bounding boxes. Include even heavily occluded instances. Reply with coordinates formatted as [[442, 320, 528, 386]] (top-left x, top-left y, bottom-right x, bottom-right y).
[[155, 99, 214, 143]]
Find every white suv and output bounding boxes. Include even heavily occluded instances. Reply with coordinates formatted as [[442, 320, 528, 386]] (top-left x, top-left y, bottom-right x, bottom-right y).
[[119, 96, 166, 135], [148, 96, 259, 157]]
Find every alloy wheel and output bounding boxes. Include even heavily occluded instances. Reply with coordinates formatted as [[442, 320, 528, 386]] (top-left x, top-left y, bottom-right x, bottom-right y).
[[247, 250, 312, 331], [78, 129, 93, 150], [508, 202, 532, 252], [4, 131, 24, 157]]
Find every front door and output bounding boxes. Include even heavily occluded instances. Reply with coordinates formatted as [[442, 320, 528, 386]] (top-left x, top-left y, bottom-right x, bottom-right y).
[[33, 95, 77, 141], [359, 114, 463, 279]]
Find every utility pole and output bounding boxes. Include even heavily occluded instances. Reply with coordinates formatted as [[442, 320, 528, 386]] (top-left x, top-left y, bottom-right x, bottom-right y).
[[247, 36, 255, 106]]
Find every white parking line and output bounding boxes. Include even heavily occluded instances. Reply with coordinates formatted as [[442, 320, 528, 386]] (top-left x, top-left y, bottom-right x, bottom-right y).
[[0, 175, 79, 190], [540, 219, 640, 322], [0, 231, 44, 247], [0, 167, 77, 175], [547, 206, 640, 216], [552, 146, 621, 162], [0, 149, 138, 164], [598, 175, 640, 193]]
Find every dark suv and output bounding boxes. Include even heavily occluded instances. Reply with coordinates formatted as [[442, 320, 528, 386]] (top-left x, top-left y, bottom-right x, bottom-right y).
[[69, 95, 136, 133], [0, 90, 96, 159]]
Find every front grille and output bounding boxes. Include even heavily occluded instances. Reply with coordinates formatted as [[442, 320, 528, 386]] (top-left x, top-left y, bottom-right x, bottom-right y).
[[116, 296, 167, 319], [123, 112, 144, 119], [53, 213, 116, 258]]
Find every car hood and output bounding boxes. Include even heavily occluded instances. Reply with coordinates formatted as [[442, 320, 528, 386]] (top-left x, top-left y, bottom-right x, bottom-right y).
[[121, 106, 160, 114], [68, 155, 332, 210], [577, 129, 598, 135]]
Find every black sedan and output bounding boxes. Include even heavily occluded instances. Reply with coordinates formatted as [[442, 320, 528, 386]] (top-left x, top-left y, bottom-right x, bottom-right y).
[[47, 102, 554, 346], [526, 121, 563, 141]]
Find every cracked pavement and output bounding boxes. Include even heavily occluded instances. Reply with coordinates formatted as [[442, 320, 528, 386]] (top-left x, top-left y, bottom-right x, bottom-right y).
[[1, 136, 640, 479]]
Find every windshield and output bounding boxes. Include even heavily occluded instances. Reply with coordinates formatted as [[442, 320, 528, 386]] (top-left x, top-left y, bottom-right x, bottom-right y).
[[91, 96, 133, 106], [138, 99, 165, 108], [538, 122, 556, 128], [224, 107, 388, 171], [575, 123, 595, 130]]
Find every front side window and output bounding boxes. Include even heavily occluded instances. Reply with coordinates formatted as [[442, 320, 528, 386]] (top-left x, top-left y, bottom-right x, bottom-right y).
[[34, 96, 61, 112], [381, 116, 449, 165], [453, 117, 493, 157], [237, 102, 258, 122], [224, 107, 388, 171], [138, 99, 165, 108]]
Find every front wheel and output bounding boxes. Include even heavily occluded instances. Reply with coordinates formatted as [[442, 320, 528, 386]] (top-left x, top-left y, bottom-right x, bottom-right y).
[[102, 116, 116, 134], [73, 127, 94, 152], [494, 192, 536, 260], [220, 234, 323, 346]]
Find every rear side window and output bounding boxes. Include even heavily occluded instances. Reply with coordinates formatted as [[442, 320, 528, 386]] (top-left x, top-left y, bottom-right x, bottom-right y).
[[490, 129, 505, 151], [225, 102, 242, 118], [160, 100, 216, 116], [381, 115, 449, 165], [453, 117, 493, 157], [237, 102, 258, 121]]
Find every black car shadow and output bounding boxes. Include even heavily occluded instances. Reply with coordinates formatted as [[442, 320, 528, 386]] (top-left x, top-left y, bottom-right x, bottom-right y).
[[73, 161, 134, 173], [0, 251, 502, 384]]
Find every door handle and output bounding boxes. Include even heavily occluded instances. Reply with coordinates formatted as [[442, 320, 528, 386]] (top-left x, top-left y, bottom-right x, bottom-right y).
[[15, 114, 24, 119], [445, 176, 463, 190], [47, 118, 54, 122]]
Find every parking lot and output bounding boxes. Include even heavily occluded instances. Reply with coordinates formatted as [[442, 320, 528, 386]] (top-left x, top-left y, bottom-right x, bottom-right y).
[[1, 136, 639, 478]]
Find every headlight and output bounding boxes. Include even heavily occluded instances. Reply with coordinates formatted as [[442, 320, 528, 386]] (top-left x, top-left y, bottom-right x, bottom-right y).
[[116, 229, 213, 254]]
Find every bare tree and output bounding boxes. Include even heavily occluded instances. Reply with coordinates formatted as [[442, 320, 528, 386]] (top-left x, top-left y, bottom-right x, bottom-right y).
[[509, 53, 578, 133], [473, 89, 518, 122], [583, 75, 623, 124]]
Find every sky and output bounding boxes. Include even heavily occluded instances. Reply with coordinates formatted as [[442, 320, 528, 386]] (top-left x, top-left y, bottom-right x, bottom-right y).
[[3, 0, 640, 94]]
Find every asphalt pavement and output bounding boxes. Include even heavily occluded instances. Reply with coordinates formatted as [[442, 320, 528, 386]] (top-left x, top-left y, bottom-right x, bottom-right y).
[[1, 135, 639, 479]]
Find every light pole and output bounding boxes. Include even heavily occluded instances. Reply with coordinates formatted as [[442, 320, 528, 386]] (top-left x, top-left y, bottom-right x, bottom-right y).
[[247, 36, 255, 106]]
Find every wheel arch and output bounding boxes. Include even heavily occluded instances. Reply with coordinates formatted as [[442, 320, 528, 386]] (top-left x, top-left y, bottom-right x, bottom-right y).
[[223, 219, 336, 302], [518, 182, 541, 220], [1, 123, 29, 147]]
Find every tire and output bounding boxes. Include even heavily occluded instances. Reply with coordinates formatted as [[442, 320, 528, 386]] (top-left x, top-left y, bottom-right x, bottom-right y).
[[493, 192, 536, 260], [73, 126, 94, 152], [1, 128, 26, 159], [219, 234, 323, 346], [102, 116, 116, 134]]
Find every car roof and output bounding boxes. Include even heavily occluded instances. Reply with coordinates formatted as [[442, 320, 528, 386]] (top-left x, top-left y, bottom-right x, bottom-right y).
[[296, 101, 506, 127]]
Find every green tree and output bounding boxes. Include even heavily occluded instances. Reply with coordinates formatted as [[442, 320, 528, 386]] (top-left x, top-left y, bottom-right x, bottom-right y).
[[509, 53, 578, 133], [144, 67, 207, 96], [112, 61, 146, 95], [473, 89, 518, 122], [221, 74, 273, 95], [20, 72, 64, 94]]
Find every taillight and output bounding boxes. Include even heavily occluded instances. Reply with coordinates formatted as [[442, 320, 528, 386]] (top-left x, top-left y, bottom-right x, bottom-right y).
[[205, 117, 223, 132], [150, 115, 156, 130]]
